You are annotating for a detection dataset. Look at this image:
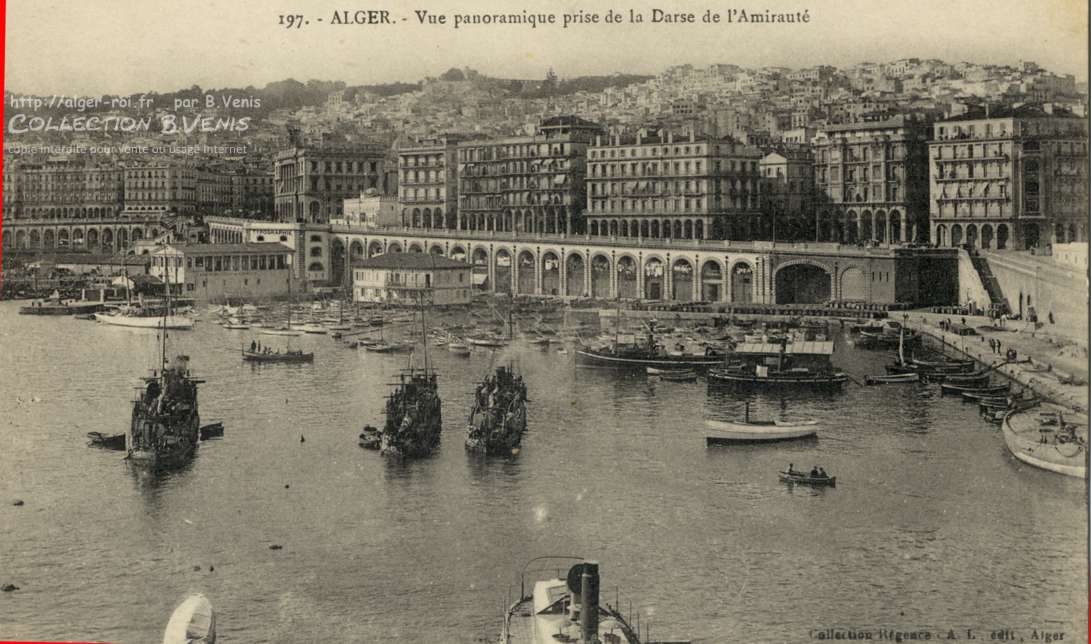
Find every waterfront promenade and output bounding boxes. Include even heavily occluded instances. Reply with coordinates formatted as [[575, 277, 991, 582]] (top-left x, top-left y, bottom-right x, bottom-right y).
[[904, 312, 1088, 414]]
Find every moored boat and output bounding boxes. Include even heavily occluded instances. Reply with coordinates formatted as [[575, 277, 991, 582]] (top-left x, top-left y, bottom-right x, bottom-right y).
[[242, 348, 314, 363], [865, 372, 920, 385], [657, 369, 698, 382], [705, 416, 819, 445], [98, 305, 194, 330], [87, 431, 126, 450], [1002, 407, 1087, 479]]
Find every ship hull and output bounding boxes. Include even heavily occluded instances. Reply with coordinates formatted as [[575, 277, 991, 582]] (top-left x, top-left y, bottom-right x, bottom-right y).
[[575, 349, 722, 370], [707, 369, 847, 389]]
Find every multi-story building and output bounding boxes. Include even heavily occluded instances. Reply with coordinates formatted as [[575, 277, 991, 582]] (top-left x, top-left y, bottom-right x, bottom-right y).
[[760, 147, 816, 241], [150, 242, 293, 302], [929, 104, 1088, 249], [123, 162, 198, 217], [17, 160, 125, 221], [812, 115, 931, 244], [3, 160, 23, 219], [351, 253, 472, 306], [397, 135, 460, 229], [585, 129, 763, 240], [339, 190, 400, 229], [196, 166, 234, 215], [274, 143, 386, 223], [231, 170, 274, 218], [456, 116, 603, 235]]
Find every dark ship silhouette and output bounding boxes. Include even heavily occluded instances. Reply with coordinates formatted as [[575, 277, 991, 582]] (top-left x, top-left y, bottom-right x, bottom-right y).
[[465, 366, 528, 455]]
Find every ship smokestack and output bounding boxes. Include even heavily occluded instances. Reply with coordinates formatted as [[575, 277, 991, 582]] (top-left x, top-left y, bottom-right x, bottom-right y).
[[580, 561, 600, 642]]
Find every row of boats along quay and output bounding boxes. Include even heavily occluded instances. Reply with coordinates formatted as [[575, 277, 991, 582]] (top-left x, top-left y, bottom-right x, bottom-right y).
[[1, 286, 1087, 643]]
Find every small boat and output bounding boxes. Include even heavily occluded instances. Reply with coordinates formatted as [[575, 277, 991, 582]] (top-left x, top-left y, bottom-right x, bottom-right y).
[[242, 349, 314, 363], [358, 425, 381, 450], [779, 470, 837, 487], [98, 308, 194, 330], [297, 324, 328, 334], [912, 357, 975, 370], [865, 372, 920, 385], [448, 342, 471, 356], [222, 317, 250, 330], [958, 385, 1013, 400], [199, 422, 224, 440], [259, 327, 302, 337], [705, 407, 819, 445], [1002, 408, 1087, 479], [365, 341, 414, 353], [658, 369, 698, 382], [163, 593, 215, 644], [87, 431, 126, 450], [940, 381, 1006, 395]]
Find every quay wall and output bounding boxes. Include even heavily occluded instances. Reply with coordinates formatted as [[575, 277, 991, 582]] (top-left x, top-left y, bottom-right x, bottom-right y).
[[979, 249, 1089, 343], [956, 250, 991, 311], [905, 314, 1088, 414]]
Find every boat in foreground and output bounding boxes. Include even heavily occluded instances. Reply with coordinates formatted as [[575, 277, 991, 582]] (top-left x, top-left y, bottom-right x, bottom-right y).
[[163, 593, 216, 644], [705, 417, 818, 445], [779, 470, 837, 487], [1001, 407, 1087, 479], [502, 558, 661, 644]]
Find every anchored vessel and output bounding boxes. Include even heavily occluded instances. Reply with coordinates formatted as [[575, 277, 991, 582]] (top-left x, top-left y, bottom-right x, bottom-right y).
[[128, 354, 203, 470], [1002, 407, 1088, 479], [502, 558, 662, 644], [708, 340, 846, 389], [466, 366, 528, 455], [380, 368, 442, 458], [576, 320, 723, 370]]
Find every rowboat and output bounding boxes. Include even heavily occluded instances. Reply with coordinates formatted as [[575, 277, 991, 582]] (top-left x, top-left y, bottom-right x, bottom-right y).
[[259, 327, 302, 337], [1002, 407, 1087, 479], [705, 418, 818, 445], [779, 471, 837, 487], [448, 342, 471, 356], [646, 366, 694, 376], [865, 372, 920, 385], [658, 369, 698, 382], [297, 324, 328, 334], [913, 357, 975, 370], [87, 431, 126, 450], [242, 349, 314, 363], [941, 382, 1007, 396], [957, 384, 1012, 399], [163, 594, 216, 644]]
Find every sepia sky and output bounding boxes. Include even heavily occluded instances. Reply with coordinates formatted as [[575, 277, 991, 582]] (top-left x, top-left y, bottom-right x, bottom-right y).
[[5, 0, 1088, 95]]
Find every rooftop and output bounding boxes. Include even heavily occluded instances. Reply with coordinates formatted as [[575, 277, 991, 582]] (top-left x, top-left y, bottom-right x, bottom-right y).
[[158, 243, 293, 256], [352, 253, 471, 270]]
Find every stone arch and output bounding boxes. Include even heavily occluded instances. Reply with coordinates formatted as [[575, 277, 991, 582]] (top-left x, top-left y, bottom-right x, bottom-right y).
[[597, 255, 615, 301], [58, 228, 70, 247], [846, 211, 859, 243], [965, 224, 978, 248], [981, 224, 994, 249], [775, 261, 832, 304], [541, 251, 560, 296], [615, 254, 637, 299], [102, 228, 113, 247], [874, 210, 887, 243], [650, 220, 660, 238], [117, 228, 129, 249], [408, 242, 424, 253], [565, 252, 586, 297], [387, 242, 402, 253], [450, 245, 468, 262], [86, 228, 99, 248], [997, 224, 1010, 249], [730, 261, 754, 304], [367, 240, 384, 257], [516, 249, 537, 295], [951, 224, 963, 247], [671, 258, 694, 301], [15, 229, 27, 249], [349, 240, 365, 260], [643, 256, 665, 300], [861, 210, 873, 240], [700, 259, 724, 301], [429, 244, 445, 256], [683, 220, 693, 240], [839, 266, 867, 301], [889, 210, 902, 242], [934, 224, 947, 247], [30, 229, 41, 248], [132, 227, 143, 241]]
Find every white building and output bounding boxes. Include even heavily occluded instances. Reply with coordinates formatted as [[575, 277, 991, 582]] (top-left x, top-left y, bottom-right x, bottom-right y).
[[338, 190, 401, 228], [351, 253, 472, 306]]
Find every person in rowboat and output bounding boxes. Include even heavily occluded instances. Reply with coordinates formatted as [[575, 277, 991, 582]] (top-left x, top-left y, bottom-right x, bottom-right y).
[[787, 463, 796, 475], [810, 466, 820, 477], [817, 468, 828, 479]]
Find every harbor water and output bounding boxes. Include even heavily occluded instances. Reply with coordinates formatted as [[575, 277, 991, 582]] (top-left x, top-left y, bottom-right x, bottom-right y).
[[0, 301, 1085, 643]]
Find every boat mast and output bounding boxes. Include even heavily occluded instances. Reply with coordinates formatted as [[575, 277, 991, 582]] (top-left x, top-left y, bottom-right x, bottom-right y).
[[613, 292, 622, 349], [161, 251, 172, 370], [286, 268, 292, 330], [419, 288, 430, 373], [898, 326, 905, 365]]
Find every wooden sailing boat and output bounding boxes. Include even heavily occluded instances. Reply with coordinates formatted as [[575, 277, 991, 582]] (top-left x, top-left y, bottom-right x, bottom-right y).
[[261, 269, 301, 336], [127, 260, 203, 470], [465, 364, 529, 455]]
